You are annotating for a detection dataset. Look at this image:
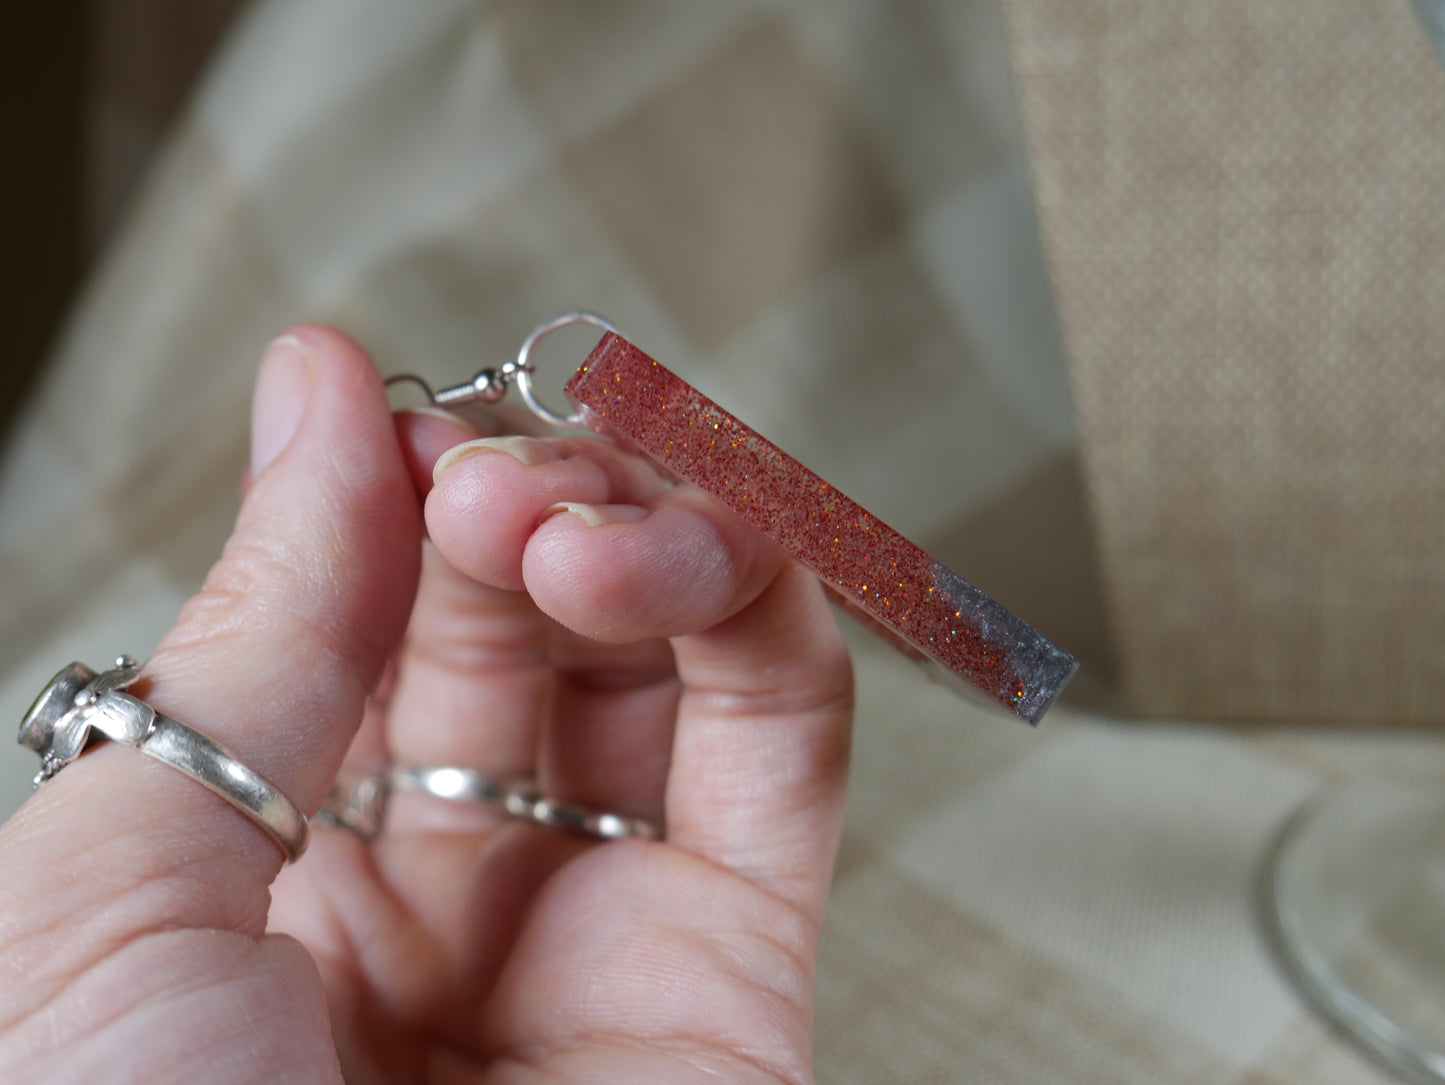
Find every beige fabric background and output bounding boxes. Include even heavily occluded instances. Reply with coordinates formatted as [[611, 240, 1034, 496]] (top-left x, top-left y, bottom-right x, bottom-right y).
[[1010, 0, 1445, 724], [1, 1, 1441, 1081]]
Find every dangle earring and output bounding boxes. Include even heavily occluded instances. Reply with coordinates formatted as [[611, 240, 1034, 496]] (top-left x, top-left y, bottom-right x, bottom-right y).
[[390, 311, 1077, 725]]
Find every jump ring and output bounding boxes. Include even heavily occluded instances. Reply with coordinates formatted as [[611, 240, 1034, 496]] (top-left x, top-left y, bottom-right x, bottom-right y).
[[514, 310, 621, 427]]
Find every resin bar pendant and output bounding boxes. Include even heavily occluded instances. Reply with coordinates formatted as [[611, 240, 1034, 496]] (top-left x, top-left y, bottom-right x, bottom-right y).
[[564, 332, 1078, 724]]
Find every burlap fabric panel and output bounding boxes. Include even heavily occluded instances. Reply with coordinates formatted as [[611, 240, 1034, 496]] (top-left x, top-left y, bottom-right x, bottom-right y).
[[1008, 0, 1445, 723]]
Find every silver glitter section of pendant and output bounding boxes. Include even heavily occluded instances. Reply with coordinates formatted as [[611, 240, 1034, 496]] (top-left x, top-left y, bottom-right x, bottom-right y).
[[929, 562, 1079, 726]]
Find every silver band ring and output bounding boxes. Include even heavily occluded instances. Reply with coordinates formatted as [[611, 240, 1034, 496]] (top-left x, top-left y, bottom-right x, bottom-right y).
[[20, 658, 309, 863], [312, 768, 388, 841], [316, 766, 510, 842], [391, 765, 508, 804], [504, 784, 662, 842], [316, 764, 662, 843]]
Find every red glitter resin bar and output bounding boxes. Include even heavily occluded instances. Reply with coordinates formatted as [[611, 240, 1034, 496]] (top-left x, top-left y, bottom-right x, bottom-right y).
[[564, 333, 1078, 724]]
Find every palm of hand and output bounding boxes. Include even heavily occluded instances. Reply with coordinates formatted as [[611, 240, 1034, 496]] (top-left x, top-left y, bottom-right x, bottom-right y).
[[268, 545, 833, 1083], [274, 821, 815, 1082]]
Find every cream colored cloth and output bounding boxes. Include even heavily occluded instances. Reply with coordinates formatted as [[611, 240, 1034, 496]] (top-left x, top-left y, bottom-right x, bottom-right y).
[[0, 1, 1425, 1080]]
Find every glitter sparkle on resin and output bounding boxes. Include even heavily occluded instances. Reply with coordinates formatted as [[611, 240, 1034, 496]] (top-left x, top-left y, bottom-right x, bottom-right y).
[[564, 333, 1078, 724]]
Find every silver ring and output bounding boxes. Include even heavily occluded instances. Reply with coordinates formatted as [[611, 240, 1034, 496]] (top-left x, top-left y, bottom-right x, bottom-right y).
[[314, 765, 513, 841], [505, 783, 662, 842], [321, 762, 663, 843], [514, 310, 621, 427], [314, 768, 389, 841], [390, 764, 509, 804], [19, 658, 309, 863]]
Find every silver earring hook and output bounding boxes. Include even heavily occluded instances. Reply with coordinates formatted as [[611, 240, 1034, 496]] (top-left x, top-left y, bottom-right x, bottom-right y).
[[384, 310, 622, 426], [383, 363, 514, 410]]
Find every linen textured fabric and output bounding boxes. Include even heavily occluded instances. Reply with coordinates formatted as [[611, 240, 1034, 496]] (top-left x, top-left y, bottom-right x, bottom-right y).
[[0, 1, 1425, 1080], [1008, 0, 1445, 724]]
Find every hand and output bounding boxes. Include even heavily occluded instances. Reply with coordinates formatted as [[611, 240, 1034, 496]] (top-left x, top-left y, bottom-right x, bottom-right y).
[[0, 327, 853, 1083]]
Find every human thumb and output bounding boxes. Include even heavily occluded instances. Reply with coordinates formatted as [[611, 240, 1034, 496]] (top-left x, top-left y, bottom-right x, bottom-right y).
[[1, 326, 422, 936]]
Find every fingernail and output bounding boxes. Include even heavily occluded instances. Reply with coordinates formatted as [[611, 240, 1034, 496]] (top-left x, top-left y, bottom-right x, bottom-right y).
[[433, 436, 558, 483], [541, 501, 650, 527], [250, 335, 315, 478]]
